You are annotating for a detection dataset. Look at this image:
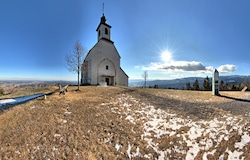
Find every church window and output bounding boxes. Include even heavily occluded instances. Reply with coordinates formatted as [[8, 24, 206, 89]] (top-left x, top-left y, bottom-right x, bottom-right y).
[[98, 30, 100, 36], [105, 28, 108, 35], [106, 65, 109, 70]]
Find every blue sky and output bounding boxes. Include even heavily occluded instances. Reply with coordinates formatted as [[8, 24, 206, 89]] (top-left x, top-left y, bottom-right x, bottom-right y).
[[0, 0, 250, 81]]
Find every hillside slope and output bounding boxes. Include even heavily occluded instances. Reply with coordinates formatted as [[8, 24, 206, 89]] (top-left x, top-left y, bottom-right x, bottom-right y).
[[0, 86, 249, 159]]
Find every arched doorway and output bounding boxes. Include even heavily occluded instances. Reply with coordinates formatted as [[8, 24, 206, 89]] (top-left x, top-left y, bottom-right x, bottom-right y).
[[97, 59, 116, 85]]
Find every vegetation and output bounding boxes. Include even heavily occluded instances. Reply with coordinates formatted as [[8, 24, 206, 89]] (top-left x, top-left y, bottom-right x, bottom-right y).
[[186, 82, 192, 90], [183, 76, 249, 91], [192, 79, 200, 90], [66, 40, 86, 91], [203, 76, 211, 91], [0, 86, 249, 159], [0, 88, 4, 95]]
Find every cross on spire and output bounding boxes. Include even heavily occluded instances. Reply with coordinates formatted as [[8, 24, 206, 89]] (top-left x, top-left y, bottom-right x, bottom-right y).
[[102, 3, 104, 16]]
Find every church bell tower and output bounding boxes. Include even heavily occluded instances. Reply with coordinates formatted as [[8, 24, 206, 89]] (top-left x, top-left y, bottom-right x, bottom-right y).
[[96, 5, 111, 41]]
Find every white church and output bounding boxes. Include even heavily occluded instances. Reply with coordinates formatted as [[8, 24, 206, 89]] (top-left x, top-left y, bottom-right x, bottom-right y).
[[81, 13, 128, 86]]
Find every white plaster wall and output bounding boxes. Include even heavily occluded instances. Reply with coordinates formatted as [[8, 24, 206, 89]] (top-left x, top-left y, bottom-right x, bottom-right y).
[[87, 39, 120, 84], [98, 24, 111, 41], [97, 59, 116, 84], [81, 39, 128, 86], [117, 68, 128, 86]]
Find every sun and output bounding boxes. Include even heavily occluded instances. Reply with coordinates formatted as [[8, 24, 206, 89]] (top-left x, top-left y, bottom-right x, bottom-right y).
[[161, 50, 172, 63]]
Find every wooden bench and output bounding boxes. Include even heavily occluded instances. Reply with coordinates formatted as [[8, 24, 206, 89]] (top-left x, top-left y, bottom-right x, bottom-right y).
[[59, 85, 68, 95], [241, 86, 248, 92]]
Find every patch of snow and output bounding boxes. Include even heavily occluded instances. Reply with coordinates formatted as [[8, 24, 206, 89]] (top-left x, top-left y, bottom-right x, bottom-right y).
[[235, 132, 250, 149], [226, 148, 244, 159], [113, 94, 249, 159], [203, 149, 216, 160], [133, 147, 140, 157], [33, 145, 40, 153], [54, 134, 61, 137], [187, 126, 203, 140], [185, 138, 200, 159], [104, 138, 110, 143], [115, 143, 122, 151], [64, 111, 72, 114], [30, 105, 36, 109], [52, 146, 57, 151], [125, 115, 135, 124], [127, 142, 132, 159]]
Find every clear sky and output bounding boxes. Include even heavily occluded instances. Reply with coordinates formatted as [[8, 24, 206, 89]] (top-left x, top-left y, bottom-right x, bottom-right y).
[[0, 0, 250, 81]]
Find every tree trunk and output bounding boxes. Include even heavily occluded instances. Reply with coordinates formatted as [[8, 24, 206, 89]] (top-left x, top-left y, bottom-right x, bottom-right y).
[[77, 66, 80, 91], [77, 54, 80, 91]]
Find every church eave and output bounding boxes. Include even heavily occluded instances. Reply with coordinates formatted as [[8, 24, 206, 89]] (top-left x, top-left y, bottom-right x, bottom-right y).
[[83, 38, 115, 62], [96, 23, 112, 31], [99, 37, 114, 44], [120, 67, 129, 78], [83, 43, 98, 62]]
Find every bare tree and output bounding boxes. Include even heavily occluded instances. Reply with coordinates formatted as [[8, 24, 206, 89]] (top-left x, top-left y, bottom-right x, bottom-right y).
[[142, 71, 148, 88], [66, 40, 86, 91]]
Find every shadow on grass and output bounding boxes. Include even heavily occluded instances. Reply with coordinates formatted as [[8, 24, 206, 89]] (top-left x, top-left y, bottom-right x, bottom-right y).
[[219, 94, 250, 103]]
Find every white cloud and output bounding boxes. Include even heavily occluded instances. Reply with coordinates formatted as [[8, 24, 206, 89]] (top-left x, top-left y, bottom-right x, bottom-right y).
[[162, 61, 206, 71], [134, 65, 140, 69], [205, 66, 214, 72], [143, 61, 209, 72], [142, 60, 237, 74], [217, 64, 237, 73]]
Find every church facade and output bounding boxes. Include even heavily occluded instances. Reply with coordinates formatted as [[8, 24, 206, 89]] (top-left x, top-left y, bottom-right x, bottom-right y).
[[81, 14, 128, 86]]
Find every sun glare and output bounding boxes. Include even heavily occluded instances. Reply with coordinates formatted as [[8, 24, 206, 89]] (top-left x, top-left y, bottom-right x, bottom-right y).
[[161, 50, 172, 63]]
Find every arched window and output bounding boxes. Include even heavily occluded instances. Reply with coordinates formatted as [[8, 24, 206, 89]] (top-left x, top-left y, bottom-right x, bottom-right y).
[[105, 28, 108, 35]]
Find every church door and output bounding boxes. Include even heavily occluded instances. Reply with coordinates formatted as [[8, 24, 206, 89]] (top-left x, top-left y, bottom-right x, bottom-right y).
[[105, 78, 110, 85]]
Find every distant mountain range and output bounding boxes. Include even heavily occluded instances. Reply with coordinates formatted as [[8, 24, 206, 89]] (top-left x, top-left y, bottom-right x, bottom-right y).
[[129, 75, 250, 89], [1, 75, 249, 90]]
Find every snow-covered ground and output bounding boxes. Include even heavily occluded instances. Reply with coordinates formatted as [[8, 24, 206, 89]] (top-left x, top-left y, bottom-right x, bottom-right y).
[[111, 94, 250, 159]]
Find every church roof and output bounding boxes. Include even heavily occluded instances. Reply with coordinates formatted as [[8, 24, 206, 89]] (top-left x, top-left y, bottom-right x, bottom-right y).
[[120, 67, 129, 78], [83, 38, 119, 62], [96, 14, 111, 31]]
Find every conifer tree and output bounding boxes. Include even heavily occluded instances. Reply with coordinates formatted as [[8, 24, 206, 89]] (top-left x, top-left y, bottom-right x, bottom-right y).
[[193, 79, 200, 90], [220, 80, 225, 90], [203, 76, 211, 91], [186, 82, 192, 90]]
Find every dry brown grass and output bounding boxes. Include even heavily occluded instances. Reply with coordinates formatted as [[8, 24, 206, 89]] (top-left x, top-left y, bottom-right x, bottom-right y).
[[0, 86, 249, 159], [0, 87, 140, 159], [0, 86, 57, 99]]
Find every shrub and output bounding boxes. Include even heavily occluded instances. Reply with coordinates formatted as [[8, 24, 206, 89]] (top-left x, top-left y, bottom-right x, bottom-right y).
[[0, 88, 4, 95]]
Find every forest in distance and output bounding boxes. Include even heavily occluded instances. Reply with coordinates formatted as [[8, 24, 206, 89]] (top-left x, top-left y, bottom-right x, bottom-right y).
[[130, 75, 250, 91]]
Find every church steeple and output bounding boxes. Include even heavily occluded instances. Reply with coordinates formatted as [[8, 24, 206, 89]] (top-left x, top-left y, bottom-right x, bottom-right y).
[[101, 14, 106, 24], [96, 4, 112, 41]]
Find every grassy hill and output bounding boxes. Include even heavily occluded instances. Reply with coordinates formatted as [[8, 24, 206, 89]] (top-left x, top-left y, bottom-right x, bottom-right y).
[[0, 86, 249, 159]]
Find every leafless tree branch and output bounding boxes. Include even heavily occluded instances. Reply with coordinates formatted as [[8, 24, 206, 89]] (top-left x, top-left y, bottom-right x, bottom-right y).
[[66, 40, 86, 90]]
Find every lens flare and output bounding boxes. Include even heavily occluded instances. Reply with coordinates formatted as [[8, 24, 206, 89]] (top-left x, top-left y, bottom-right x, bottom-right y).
[[161, 50, 172, 63]]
